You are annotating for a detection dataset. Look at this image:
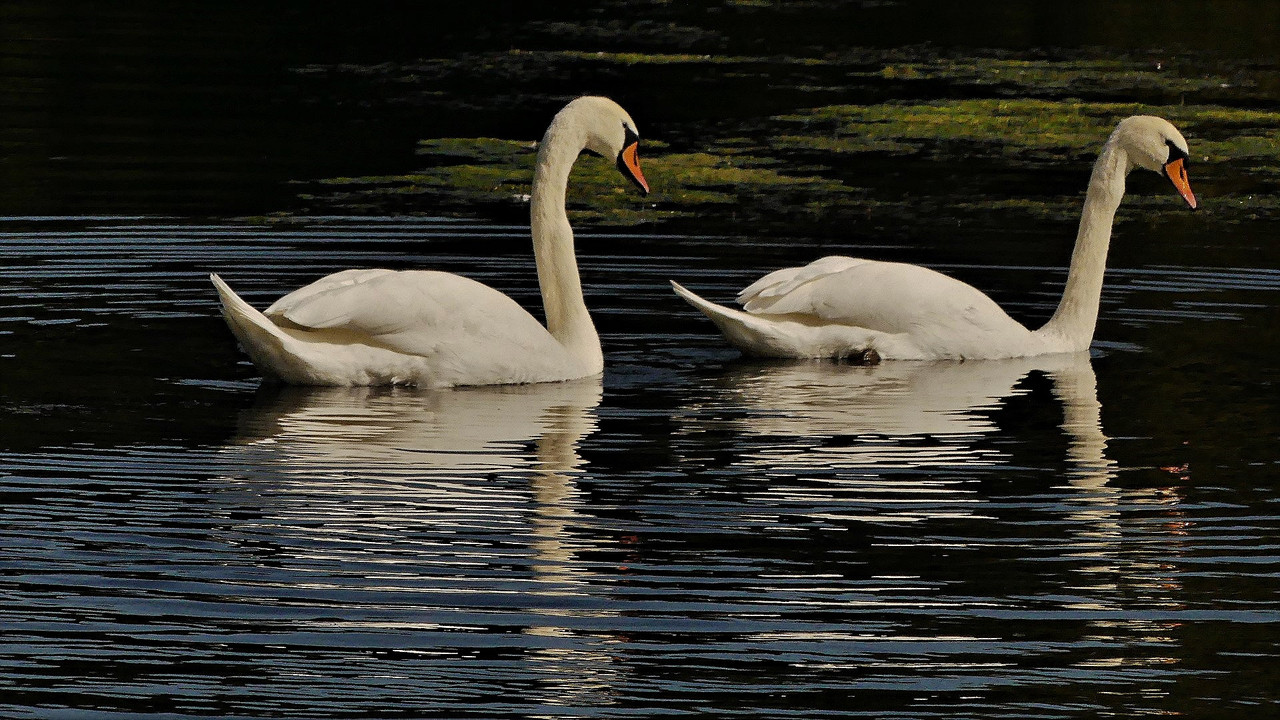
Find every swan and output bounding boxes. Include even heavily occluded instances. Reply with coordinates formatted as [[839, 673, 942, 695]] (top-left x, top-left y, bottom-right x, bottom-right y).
[[212, 96, 649, 387], [671, 115, 1198, 361]]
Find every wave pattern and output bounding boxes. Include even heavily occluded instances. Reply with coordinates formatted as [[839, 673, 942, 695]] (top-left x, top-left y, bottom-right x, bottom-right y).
[[1, 218, 1278, 718]]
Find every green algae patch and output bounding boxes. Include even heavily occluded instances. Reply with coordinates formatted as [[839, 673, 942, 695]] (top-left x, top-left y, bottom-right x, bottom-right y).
[[288, 36, 1280, 231], [767, 99, 1280, 226], [415, 137, 536, 160], [873, 57, 1242, 101], [773, 100, 1136, 161], [772, 99, 1280, 167], [299, 135, 855, 227], [551, 50, 748, 66], [297, 94, 1279, 233]]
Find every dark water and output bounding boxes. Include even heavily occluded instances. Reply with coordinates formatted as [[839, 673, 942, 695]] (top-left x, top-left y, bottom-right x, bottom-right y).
[[3, 2, 1280, 718], [3, 217, 1278, 718]]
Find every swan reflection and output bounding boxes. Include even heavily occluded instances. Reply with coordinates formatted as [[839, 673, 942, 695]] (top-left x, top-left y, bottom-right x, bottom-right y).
[[226, 378, 604, 581], [684, 352, 1113, 479], [232, 379, 601, 477], [222, 377, 621, 707], [682, 352, 1185, 665], [675, 352, 1120, 525]]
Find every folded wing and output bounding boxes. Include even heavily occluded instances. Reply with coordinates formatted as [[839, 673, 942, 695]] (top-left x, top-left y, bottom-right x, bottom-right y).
[[265, 269, 563, 359], [737, 255, 1028, 339]]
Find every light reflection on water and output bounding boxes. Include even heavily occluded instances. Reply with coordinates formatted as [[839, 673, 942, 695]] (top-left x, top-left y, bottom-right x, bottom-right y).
[[678, 353, 1117, 521], [206, 344, 1185, 708], [219, 379, 627, 709], [1, 218, 1277, 718], [223, 379, 606, 598]]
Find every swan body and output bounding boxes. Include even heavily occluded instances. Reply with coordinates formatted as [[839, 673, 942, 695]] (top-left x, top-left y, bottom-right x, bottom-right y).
[[214, 96, 648, 386], [673, 115, 1198, 361]]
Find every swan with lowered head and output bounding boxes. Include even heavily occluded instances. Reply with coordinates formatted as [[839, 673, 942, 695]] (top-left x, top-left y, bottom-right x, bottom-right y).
[[213, 96, 648, 387], [671, 115, 1197, 361]]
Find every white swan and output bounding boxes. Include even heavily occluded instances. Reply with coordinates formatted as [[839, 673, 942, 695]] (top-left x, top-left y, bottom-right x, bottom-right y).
[[212, 96, 648, 387], [671, 115, 1198, 361]]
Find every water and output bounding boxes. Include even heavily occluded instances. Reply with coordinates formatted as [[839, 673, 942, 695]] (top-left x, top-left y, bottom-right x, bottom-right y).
[[2, 217, 1277, 717], [3, 1, 1280, 717]]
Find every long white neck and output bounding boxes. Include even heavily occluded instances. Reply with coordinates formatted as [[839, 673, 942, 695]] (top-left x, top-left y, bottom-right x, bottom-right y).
[[1037, 140, 1129, 349], [530, 116, 602, 373]]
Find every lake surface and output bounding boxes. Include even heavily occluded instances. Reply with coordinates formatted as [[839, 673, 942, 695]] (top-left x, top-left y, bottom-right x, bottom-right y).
[[2, 2, 1279, 718], [3, 217, 1277, 718]]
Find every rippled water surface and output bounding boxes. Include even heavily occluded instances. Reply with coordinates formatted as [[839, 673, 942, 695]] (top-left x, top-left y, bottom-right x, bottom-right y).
[[2, 217, 1277, 718]]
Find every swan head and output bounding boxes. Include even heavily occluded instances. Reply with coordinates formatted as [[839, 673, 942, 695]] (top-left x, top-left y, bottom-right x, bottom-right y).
[[557, 96, 649, 195], [1112, 115, 1197, 210]]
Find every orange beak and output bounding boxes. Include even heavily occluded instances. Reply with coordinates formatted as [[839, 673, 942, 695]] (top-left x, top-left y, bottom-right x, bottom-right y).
[[617, 142, 649, 195], [1163, 156, 1197, 210]]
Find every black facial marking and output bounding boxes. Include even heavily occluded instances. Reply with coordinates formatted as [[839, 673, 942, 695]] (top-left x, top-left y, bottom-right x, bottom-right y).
[[1165, 138, 1189, 166], [616, 149, 647, 193], [615, 123, 647, 193]]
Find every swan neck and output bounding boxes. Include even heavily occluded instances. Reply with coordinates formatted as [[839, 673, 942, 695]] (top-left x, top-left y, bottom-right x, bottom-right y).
[[1051, 354, 1116, 487], [1038, 141, 1128, 349], [530, 117, 601, 371]]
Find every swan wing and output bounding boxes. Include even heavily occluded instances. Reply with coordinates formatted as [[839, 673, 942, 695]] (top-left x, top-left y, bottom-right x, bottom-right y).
[[738, 255, 1025, 337], [738, 255, 870, 308], [265, 268, 398, 321], [265, 269, 559, 356]]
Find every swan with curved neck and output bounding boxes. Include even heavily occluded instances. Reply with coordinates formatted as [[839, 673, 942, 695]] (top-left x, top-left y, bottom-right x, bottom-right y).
[[671, 115, 1197, 361], [212, 96, 648, 387]]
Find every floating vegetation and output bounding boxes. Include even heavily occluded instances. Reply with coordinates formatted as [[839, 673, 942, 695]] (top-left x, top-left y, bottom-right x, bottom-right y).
[[293, 39, 1280, 234], [772, 99, 1280, 164], [871, 57, 1250, 103], [299, 94, 1279, 231], [300, 137, 854, 227]]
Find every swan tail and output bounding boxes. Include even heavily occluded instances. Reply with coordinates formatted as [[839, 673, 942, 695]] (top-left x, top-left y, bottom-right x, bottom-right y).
[[211, 273, 303, 382], [671, 280, 885, 362], [670, 280, 802, 357]]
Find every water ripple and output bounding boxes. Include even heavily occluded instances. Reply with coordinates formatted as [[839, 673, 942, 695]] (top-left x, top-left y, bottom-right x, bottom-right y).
[[2, 218, 1278, 718]]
